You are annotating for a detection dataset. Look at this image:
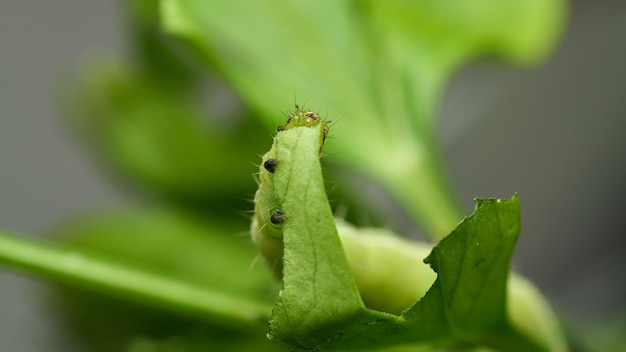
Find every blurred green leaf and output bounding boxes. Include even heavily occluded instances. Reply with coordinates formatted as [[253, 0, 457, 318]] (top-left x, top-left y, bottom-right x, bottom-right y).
[[54, 207, 276, 298], [121, 331, 282, 352], [66, 64, 267, 204], [65, 0, 270, 205], [0, 208, 282, 350], [127, 0, 202, 91], [52, 208, 281, 350], [161, 0, 566, 238]]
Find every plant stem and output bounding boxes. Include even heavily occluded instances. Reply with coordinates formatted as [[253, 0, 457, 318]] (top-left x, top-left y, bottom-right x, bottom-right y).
[[0, 230, 272, 330], [393, 153, 464, 241], [359, 139, 463, 241]]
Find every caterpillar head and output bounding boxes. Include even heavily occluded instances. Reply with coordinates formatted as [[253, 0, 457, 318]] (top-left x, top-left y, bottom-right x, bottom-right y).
[[276, 106, 329, 148]]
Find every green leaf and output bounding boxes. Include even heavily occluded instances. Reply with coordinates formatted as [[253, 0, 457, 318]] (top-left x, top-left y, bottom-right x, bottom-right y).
[[121, 331, 283, 352], [249, 115, 564, 351], [263, 123, 367, 349], [54, 208, 277, 299], [0, 211, 275, 331], [410, 197, 521, 335], [9, 207, 284, 351], [161, 0, 566, 239], [269, 192, 563, 351]]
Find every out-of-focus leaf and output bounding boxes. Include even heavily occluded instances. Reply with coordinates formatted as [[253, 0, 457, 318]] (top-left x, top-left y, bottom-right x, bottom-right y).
[[122, 331, 283, 352], [0, 222, 275, 328], [52, 208, 280, 350], [127, 0, 202, 91], [64, 0, 269, 205], [0, 209, 281, 351], [66, 65, 267, 204], [54, 207, 276, 298], [161, 0, 566, 239]]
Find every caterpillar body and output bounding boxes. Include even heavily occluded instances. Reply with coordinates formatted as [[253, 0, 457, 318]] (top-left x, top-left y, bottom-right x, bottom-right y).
[[250, 106, 434, 314]]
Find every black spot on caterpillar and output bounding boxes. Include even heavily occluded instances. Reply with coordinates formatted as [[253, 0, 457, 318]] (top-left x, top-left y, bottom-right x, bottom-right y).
[[263, 158, 281, 173], [270, 210, 287, 224]]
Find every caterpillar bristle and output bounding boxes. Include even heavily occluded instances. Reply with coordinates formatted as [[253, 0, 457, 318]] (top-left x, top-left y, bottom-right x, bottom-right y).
[[251, 173, 260, 186]]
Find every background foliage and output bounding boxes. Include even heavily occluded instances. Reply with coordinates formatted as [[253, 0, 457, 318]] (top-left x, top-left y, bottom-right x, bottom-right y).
[[1, 0, 624, 352]]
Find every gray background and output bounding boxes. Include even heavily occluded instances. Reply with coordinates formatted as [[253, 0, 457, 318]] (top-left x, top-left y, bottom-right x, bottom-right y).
[[1, 1, 625, 351]]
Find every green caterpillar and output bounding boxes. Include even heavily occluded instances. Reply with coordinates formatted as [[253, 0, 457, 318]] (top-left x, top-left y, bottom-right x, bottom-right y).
[[250, 106, 435, 314]]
